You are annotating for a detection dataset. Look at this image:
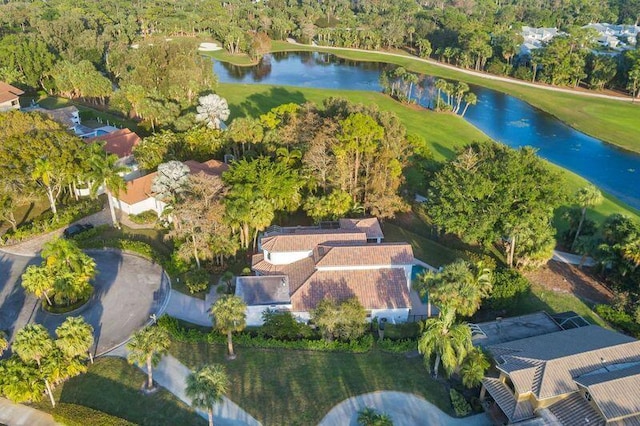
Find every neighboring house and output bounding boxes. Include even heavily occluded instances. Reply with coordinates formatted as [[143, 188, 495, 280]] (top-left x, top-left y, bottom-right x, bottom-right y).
[[111, 159, 228, 216], [236, 219, 421, 326], [0, 81, 23, 112], [520, 26, 559, 56], [75, 128, 144, 197], [26, 105, 81, 128], [479, 321, 640, 425], [584, 23, 640, 50]]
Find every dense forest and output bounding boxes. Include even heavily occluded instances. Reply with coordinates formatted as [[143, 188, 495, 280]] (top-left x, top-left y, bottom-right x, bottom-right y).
[[1, 0, 640, 104]]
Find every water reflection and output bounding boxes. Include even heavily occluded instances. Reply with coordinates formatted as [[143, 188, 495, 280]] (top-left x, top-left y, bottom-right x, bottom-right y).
[[213, 52, 640, 209]]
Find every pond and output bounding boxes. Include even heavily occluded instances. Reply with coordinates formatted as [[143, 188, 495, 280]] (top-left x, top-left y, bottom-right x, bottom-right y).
[[214, 52, 640, 210]]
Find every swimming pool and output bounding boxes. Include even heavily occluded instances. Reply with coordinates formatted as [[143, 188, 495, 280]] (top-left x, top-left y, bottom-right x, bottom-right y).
[[411, 265, 429, 303]]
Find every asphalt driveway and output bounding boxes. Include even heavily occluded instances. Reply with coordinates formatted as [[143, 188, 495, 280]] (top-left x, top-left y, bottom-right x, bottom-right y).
[[0, 249, 169, 356]]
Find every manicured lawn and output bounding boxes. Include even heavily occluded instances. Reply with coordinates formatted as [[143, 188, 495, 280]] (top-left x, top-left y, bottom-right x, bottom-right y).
[[225, 41, 640, 155], [511, 284, 607, 328], [382, 222, 462, 267], [216, 82, 640, 226], [170, 341, 453, 425], [32, 357, 205, 426]]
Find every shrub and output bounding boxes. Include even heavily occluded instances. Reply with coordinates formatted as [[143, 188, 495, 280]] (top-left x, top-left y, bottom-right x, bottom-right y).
[[51, 403, 135, 426], [128, 210, 158, 225], [377, 338, 416, 353], [450, 389, 472, 417], [158, 315, 374, 353], [184, 269, 210, 294], [260, 310, 312, 340], [383, 322, 420, 340], [595, 304, 640, 337], [1, 199, 102, 245], [486, 269, 531, 311]]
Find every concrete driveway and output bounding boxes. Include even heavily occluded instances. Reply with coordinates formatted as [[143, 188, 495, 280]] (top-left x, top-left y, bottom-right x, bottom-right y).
[[0, 249, 170, 356]]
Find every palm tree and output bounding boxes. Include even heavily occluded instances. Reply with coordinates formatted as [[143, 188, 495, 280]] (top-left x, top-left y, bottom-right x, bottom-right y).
[[87, 143, 127, 228], [418, 307, 471, 379], [126, 326, 171, 389], [357, 407, 393, 426], [32, 158, 59, 215], [12, 324, 54, 368], [21, 265, 55, 306], [55, 316, 95, 364], [460, 348, 490, 388], [195, 94, 230, 129], [622, 239, 640, 271], [185, 364, 230, 426], [572, 185, 603, 251], [0, 357, 45, 404], [0, 330, 8, 356], [210, 296, 247, 360], [460, 92, 477, 117]]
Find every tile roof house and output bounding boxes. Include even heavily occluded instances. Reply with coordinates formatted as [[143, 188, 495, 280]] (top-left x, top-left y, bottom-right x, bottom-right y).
[[111, 159, 228, 216], [86, 128, 141, 164], [0, 82, 23, 112], [480, 324, 640, 425], [236, 219, 420, 326]]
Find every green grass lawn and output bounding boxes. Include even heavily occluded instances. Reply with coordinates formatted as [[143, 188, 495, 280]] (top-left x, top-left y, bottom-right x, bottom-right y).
[[32, 358, 205, 426], [382, 222, 462, 267], [210, 41, 640, 155], [216, 82, 640, 226], [170, 341, 452, 425], [0, 197, 50, 236]]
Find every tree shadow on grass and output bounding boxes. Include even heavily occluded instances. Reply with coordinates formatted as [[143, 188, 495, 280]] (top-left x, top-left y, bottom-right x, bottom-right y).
[[228, 87, 308, 119]]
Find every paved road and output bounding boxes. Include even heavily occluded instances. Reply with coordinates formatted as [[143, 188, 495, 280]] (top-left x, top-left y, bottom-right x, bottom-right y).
[[319, 391, 492, 426], [0, 250, 169, 356]]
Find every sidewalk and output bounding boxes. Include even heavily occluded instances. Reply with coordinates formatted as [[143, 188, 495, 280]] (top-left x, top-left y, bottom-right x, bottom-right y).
[[0, 398, 57, 426], [108, 347, 260, 426], [164, 289, 213, 327]]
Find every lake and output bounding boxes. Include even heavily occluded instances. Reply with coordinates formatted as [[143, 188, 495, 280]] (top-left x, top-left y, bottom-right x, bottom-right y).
[[213, 51, 640, 210]]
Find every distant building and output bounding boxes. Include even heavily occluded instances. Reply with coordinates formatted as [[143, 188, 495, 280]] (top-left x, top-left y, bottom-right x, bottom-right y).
[[237, 218, 423, 326], [583, 23, 640, 50], [477, 313, 640, 425], [27, 105, 81, 129], [0, 81, 24, 112], [520, 26, 559, 56]]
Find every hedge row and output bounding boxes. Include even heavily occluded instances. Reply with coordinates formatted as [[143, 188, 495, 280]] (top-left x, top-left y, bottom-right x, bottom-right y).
[[377, 338, 417, 353], [1, 199, 103, 245], [51, 403, 135, 426], [158, 315, 375, 353], [595, 304, 640, 338]]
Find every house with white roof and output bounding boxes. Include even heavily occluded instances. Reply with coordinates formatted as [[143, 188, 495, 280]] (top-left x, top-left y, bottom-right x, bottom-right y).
[[583, 23, 640, 50], [520, 26, 560, 56], [236, 218, 424, 326]]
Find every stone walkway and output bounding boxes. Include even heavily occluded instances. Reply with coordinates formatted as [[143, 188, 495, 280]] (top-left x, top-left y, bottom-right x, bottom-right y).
[[319, 391, 492, 426], [0, 398, 57, 426], [108, 347, 260, 426]]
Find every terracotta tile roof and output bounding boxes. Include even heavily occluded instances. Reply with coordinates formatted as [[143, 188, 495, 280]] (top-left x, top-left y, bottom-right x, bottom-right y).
[[252, 254, 316, 294], [261, 231, 367, 253], [575, 364, 640, 422], [314, 243, 414, 268], [339, 218, 384, 239], [0, 81, 24, 103], [489, 326, 640, 400], [87, 129, 141, 158], [116, 159, 228, 205], [291, 268, 411, 312]]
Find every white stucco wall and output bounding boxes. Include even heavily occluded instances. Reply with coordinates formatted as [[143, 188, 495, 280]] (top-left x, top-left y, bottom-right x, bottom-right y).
[[0, 98, 20, 112], [112, 195, 165, 216], [266, 250, 312, 265]]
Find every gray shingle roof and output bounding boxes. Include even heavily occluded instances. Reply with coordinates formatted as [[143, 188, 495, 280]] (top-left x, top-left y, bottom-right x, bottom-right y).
[[490, 326, 640, 400], [235, 275, 290, 305]]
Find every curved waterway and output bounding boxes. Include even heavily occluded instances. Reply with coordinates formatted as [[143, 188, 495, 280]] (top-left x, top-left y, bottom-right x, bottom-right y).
[[214, 51, 640, 209]]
